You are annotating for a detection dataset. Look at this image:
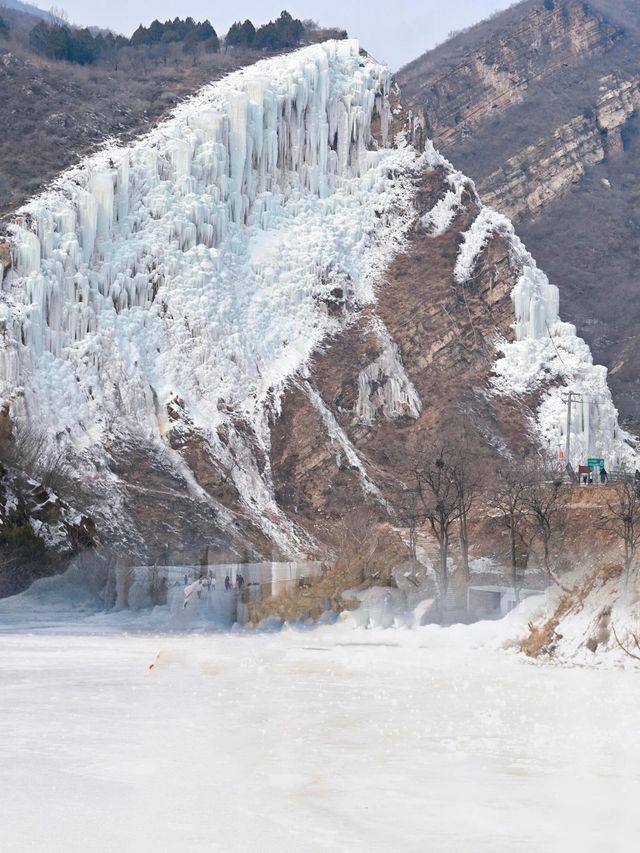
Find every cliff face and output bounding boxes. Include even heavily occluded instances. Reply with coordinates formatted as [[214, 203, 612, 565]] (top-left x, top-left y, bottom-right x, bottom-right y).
[[397, 0, 640, 429], [269, 175, 528, 532], [400, 0, 620, 149], [479, 72, 640, 220], [0, 38, 633, 589]]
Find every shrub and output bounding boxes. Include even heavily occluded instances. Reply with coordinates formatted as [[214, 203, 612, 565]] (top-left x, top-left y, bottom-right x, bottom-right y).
[[29, 21, 103, 65], [130, 17, 218, 51], [1, 525, 47, 565]]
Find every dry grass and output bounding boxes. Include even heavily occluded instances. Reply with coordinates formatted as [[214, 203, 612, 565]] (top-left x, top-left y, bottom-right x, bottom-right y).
[[249, 516, 407, 624], [247, 571, 360, 625], [520, 562, 624, 657]]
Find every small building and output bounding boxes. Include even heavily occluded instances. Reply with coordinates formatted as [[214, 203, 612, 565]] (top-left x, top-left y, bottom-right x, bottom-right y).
[[467, 585, 544, 621], [578, 464, 591, 485]]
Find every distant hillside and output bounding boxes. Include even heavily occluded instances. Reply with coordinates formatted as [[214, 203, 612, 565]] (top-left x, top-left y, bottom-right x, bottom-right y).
[[0, 0, 48, 20], [397, 0, 640, 433]]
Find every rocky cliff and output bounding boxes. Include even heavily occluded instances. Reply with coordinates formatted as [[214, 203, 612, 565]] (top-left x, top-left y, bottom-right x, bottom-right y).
[[0, 39, 632, 584], [399, 1, 620, 149], [397, 0, 640, 429], [478, 72, 640, 220]]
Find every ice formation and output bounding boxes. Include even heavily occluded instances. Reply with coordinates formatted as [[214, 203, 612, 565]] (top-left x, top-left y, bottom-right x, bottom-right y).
[[0, 40, 418, 543], [355, 319, 421, 423], [0, 36, 634, 552], [421, 168, 469, 237], [450, 188, 636, 470]]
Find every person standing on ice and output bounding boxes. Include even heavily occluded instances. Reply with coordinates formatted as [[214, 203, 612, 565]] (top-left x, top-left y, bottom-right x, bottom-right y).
[[236, 572, 245, 590], [225, 575, 232, 591]]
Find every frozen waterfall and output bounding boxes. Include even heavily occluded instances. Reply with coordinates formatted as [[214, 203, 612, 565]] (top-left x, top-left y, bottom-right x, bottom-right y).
[[0, 40, 415, 453]]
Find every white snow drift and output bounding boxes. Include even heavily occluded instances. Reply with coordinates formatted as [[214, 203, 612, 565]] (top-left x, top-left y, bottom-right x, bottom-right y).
[[1, 611, 639, 853]]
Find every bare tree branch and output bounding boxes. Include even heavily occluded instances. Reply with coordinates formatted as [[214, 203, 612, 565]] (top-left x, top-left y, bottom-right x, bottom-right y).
[[611, 622, 640, 661], [600, 479, 640, 582]]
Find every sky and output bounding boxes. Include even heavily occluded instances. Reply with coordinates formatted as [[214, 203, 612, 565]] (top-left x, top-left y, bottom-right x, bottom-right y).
[[53, 0, 518, 70]]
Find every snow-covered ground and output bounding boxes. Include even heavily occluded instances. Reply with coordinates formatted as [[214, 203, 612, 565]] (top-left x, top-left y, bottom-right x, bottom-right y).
[[1, 604, 638, 852]]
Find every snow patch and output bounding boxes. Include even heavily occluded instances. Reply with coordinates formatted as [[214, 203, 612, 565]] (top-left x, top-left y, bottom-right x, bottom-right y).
[[454, 207, 512, 284], [421, 169, 469, 236]]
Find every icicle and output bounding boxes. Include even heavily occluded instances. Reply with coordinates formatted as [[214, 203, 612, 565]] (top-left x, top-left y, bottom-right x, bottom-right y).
[[0, 38, 415, 484]]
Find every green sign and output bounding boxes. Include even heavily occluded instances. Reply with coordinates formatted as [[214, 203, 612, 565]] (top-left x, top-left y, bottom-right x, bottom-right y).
[[587, 458, 604, 469]]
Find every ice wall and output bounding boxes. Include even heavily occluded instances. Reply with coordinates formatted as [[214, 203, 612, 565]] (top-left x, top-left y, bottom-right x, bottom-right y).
[[497, 259, 627, 469], [0, 41, 418, 537]]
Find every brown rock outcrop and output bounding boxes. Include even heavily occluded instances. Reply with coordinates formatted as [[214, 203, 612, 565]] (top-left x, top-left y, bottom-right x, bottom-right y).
[[269, 167, 536, 535], [479, 72, 640, 220], [398, 0, 620, 148]]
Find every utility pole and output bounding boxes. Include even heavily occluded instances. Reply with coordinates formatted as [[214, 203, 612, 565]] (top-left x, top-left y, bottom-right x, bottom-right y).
[[561, 390, 588, 471], [565, 390, 572, 466]]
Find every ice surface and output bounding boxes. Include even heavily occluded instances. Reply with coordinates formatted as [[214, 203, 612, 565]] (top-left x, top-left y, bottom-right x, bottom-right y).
[[0, 608, 639, 852]]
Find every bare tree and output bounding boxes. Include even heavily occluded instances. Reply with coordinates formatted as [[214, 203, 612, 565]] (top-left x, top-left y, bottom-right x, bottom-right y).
[[396, 486, 423, 572], [397, 428, 480, 601], [601, 479, 640, 583], [525, 480, 569, 590], [413, 446, 461, 600], [49, 6, 70, 25], [11, 421, 71, 494], [331, 507, 405, 589], [611, 621, 640, 661], [450, 437, 480, 582], [489, 463, 533, 598]]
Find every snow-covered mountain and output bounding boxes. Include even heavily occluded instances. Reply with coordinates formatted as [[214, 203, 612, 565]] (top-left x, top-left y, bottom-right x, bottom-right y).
[[0, 39, 634, 563]]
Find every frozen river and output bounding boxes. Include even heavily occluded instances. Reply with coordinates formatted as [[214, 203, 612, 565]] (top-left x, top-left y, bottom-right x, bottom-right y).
[[1, 614, 638, 853]]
